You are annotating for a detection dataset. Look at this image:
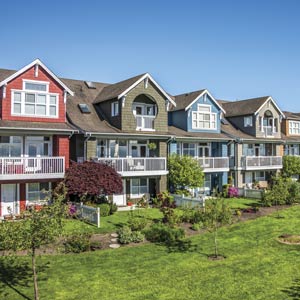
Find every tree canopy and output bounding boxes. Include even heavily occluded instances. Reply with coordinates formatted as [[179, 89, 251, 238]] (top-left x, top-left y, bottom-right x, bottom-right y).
[[168, 154, 204, 190], [65, 161, 123, 201], [282, 155, 300, 177]]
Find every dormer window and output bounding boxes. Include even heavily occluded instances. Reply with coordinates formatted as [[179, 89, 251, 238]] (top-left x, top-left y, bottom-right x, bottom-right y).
[[111, 102, 119, 117], [244, 116, 253, 127], [11, 80, 58, 118], [192, 104, 216, 130]]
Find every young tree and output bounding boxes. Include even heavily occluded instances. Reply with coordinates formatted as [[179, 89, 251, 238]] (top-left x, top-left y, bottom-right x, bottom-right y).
[[203, 198, 232, 258], [282, 155, 300, 177], [0, 197, 66, 300], [168, 154, 204, 192], [65, 161, 123, 202]]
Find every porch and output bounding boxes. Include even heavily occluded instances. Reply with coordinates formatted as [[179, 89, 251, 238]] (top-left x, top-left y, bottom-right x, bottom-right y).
[[241, 156, 282, 170]]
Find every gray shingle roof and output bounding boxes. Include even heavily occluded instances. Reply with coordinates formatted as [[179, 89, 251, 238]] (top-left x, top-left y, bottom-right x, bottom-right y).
[[283, 111, 300, 120], [171, 90, 206, 111], [218, 96, 269, 117], [93, 73, 146, 104]]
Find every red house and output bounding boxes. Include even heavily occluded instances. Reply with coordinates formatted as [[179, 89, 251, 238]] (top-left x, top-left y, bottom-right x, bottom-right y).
[[0, 59, 75, 217]]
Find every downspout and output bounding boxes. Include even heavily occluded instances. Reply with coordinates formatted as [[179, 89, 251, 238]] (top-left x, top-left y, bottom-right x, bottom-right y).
[[84, 133, 92, 161]]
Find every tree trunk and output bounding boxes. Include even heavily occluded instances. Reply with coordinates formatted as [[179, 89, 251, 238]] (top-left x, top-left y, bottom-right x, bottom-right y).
[[214, 228, 218, 257], [32, 248, 39, 300]]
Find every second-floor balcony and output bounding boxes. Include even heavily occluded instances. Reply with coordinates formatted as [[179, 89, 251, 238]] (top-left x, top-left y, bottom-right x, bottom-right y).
[[0, 157, 65, 180], [136, 115, 155, 131], [95, 157, 167, 176], [259, 126, 277, 137], [241, 156, 282, 170], [197, 157, 229, 172]]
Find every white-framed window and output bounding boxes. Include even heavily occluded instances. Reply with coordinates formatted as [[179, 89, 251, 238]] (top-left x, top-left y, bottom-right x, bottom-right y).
[[182, 143, 196, 156], [133, 103, 156, 131], [26, 182, 51, 203], [244, 116, 253, 127], [130, 178, 148, 198], [289, 121, 300, 135], [12, 80, 58, 118], [192, 104, 217, 130], [111, 102, 119, 116], [96, 139, 107, 157], [0, 136, 22, 157]]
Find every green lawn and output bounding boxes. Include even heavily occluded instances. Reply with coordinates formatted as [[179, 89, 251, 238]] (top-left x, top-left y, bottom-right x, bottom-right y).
[[2, 205, 300, 299], [63, 208, 163, 235], [221, 197, 260, 209]]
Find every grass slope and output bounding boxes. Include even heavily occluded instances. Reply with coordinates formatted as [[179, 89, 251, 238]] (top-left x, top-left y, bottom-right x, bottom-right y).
[[2, 205, 300, 299]]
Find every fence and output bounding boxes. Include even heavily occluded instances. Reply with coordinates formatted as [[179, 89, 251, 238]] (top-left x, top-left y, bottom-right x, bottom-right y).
[[237, 188, 264, 199], [171, 194, 206, 208], [73, 202, 100, 228]]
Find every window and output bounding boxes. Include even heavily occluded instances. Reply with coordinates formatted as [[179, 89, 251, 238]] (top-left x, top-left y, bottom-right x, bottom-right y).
[[244, 116, 253, 127], [192, 105, 217, 130], [182, 143, 196, 156], [111, 102, 119, 116], [96, 139, 107, 157], [27, 182, 51, 203], [289, 121, 300, 135], [0, 136, 22, 157], [12, 81, 58, 117], [131, 178, 148, 198]]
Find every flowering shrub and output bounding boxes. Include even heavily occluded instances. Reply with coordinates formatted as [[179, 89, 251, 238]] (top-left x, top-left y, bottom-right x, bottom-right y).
[[228, 186, 238, 198]]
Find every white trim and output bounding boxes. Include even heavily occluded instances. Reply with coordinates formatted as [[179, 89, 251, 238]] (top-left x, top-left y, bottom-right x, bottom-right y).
[[111, 101, 119, 117], [117, 73, 176, 107], [22, 79, 50, 92], [130, 178, 149, 198], [254, 96, 285, 118], [185, 90, 226, 113], [0, 59, 74, 96]]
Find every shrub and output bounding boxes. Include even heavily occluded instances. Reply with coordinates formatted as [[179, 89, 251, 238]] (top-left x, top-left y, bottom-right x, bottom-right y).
[[144, 223, 185, 245], [228, 186, 238, 198], [128, 216, 148, 231], [99, 203, 111, 217], [222, 184, 230, 198], [110, 203, 118, 215], [191, 209, 205, 224], [64, 233, 91, 253], [117, 226, 144, 244], [131, 231, 145, 243], [162, 208, 183, 227], [180, 206, 195, 223], [287, 181, 300, 204], [191, 223, 201, 231]]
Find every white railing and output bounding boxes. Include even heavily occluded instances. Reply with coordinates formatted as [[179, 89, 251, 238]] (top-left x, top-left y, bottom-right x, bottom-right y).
[[136, 115, 155, 130], [0, 156, 65, 179], [259, 126, 277, 136], [74, 202, 100, 228], [172, 194, 206, 208], [237, 188, 264, 199], [241, 156, 282, 170], [197, 157, 229, 171], [96, 157, 167, 174]]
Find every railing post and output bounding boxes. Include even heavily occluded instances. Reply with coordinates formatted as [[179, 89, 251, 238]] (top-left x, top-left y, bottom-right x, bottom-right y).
[[97, 207, 100, 228]]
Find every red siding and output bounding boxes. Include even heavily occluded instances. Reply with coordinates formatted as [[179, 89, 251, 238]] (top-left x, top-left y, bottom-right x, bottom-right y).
[[19, 183, 26, 212], [3, 66, 66, 122], [53, 135, 70, 169]]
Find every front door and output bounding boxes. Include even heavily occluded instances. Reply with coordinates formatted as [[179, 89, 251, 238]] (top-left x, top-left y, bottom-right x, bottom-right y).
[[1, 184, 19, 216]]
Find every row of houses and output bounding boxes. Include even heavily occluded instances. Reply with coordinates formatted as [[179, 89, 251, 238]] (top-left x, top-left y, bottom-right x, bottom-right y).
[[0, 59, 298, 216]]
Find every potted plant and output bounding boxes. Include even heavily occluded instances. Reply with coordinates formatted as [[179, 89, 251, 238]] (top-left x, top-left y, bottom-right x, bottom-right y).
[[148, 142, 157, 157]]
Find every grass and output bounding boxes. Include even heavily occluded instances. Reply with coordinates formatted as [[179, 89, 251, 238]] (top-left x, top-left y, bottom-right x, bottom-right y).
[[2, 205, 300, 299], [221, 197, 260, 209], [63, 208, 163, 235]]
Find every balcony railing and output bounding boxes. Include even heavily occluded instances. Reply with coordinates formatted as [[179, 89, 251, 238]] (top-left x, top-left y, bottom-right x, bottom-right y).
[[197, 157, 229, 172], [241, 156, 282, 170], [0, 157, 65, 180], [259, 126, 277, 137], [136, 115, 155, 131], [95, 157, 167, 176]]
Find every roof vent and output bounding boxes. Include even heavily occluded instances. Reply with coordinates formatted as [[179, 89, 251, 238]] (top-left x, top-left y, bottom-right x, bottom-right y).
[[78, 103, 91, 114], [85, 81, 96, 89]]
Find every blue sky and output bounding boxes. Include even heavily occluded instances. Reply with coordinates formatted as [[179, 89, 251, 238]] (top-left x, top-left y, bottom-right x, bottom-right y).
[[1, 0, 300, 111]]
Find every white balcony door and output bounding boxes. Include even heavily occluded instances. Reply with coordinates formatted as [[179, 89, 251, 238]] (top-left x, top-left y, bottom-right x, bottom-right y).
[[1, 184, 19, 216], [198, 144, 210, 167]]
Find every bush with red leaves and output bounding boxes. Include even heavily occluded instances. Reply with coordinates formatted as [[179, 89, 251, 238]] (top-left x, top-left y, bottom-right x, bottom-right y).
[[64, 161, 123, 202]]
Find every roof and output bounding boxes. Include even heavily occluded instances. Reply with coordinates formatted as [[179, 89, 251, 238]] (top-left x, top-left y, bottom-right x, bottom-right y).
[[171, 90, 206, 111], [283, 111, 300, 120], [219, 96, 270, 117], [93, 73, 146, 104], [168, 126, 231, 141], [0, 59, 74, 96], [0, 120, 76, 133], [63, 78, 120, 134], [171, 89, 225, 113]]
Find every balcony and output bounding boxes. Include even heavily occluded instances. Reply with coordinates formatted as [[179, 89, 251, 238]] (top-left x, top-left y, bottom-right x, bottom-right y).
[[260, 126, 277, 137], [95, 157, 167, 176], [241, 156, 282, 170], [0, 157, 65, 180], [136, 115, 155, 131], [197, 157, 229, 172]]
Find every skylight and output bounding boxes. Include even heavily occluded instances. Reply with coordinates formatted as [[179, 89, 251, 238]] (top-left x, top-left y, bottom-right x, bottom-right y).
[[78, 103, 91, 113], [85, 81, 96, 89]]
